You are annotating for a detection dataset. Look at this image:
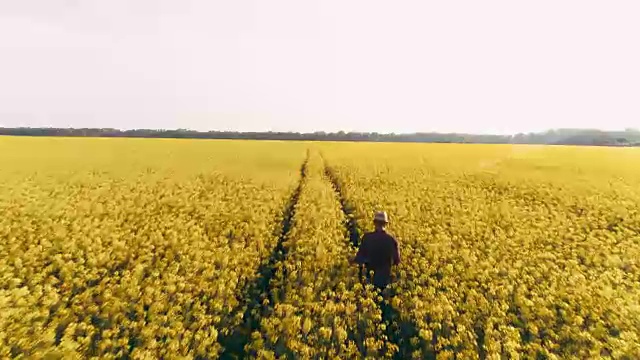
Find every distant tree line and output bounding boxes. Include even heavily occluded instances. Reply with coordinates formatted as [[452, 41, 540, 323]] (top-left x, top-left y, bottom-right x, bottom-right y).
[[1, 127, 639, 146]]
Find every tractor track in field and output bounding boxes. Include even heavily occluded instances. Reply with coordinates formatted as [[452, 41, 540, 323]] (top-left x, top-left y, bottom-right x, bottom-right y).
[[219, 151, 423, 359], [322, 156, 424, 360], [217, 152, 309, 360]]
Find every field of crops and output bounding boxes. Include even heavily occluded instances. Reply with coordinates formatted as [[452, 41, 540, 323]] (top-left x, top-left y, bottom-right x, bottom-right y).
[[1, 137, 639, 359]]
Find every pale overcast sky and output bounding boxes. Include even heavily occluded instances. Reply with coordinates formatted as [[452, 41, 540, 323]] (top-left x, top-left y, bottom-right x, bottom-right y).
[[0, 1, 638, 134]]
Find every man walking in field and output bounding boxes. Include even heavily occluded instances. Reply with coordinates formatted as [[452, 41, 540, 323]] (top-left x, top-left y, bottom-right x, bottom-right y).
[[350, 211, 400, 291]]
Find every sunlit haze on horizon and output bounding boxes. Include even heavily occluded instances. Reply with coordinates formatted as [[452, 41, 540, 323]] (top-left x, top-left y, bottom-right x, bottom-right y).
[[0, 1, 638, 134]]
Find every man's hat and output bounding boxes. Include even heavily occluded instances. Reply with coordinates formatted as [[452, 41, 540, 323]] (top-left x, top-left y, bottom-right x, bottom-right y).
[[373, 211, 389, 223]]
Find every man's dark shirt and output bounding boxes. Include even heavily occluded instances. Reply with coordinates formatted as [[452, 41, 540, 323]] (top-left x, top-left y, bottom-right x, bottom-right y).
[[354, 229, 400, 289]]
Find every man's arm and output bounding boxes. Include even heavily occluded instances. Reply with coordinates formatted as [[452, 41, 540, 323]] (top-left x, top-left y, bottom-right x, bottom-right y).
[[350, 235, 369, 265], [392, 237, 400, 265]]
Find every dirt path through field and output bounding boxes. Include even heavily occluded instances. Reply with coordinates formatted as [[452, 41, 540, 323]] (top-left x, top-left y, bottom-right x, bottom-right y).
[[321, 154, 423, 359], [218, 151, 310, 359]]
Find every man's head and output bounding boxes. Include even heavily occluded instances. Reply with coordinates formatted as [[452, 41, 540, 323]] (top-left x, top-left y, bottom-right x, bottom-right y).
[[373, 211, 389, 230]]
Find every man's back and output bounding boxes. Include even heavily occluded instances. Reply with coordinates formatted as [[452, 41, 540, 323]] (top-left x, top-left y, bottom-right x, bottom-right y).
[[355, 229, 400, 289]]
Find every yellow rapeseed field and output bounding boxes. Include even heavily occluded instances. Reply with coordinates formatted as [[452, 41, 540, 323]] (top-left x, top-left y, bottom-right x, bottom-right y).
[[319, 142, 640, 359], [1, 137, 639, 359], [0, 137, 306, 358], [248, 151, 391, 359]]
